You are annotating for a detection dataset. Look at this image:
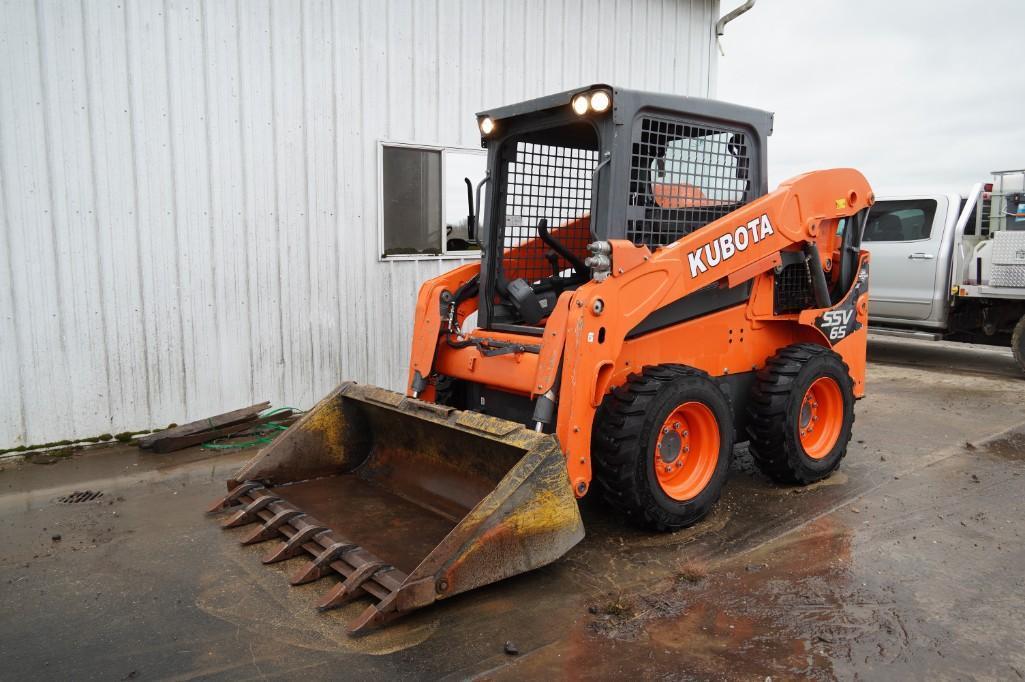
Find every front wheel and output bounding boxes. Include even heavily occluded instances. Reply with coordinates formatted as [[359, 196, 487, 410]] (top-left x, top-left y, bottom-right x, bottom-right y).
[[592, 365, 734, 531], [747, 344, 856, 484]]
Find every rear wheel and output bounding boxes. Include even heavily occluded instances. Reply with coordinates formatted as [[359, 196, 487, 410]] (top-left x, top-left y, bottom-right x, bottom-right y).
[[1013, 314, 1025, 375], [747, 344, 855, 484], [592, 365, 734, 531]]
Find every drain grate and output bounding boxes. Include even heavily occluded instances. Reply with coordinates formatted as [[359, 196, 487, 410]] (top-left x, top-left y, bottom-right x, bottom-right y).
[[58, 490, 104, 504]]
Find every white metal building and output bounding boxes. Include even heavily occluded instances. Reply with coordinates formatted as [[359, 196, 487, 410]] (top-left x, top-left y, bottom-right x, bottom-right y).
[[0, 0, 724, 448]]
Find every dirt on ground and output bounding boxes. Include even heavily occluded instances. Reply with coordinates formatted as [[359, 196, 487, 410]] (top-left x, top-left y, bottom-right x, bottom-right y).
[[1, 337, 1024, 680]]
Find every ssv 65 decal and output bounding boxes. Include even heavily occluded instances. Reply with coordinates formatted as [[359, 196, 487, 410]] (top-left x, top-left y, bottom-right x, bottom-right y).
[[815, 263, 869, 345], [687, 214, 776, 278]]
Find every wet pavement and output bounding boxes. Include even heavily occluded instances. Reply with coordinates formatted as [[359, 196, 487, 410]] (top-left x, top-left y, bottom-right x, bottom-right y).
[[2, 337, 1024, 680]]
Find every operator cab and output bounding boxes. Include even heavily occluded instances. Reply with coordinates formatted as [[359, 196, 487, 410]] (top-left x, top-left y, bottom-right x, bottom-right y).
[[471, 85, 773, 333]]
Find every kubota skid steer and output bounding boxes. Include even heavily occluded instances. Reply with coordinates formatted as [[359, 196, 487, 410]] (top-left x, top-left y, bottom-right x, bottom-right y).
[[208, 85, 873, 635]]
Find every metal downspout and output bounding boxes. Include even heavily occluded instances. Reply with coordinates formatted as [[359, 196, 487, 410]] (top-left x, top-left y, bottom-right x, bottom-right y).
[[715, 0, 757, 55]]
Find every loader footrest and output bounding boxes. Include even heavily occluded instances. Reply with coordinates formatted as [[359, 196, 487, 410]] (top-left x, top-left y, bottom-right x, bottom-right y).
[[208, 482, 407, 634]]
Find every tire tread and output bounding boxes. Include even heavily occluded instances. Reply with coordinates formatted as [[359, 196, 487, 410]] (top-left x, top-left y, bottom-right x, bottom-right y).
[[593, 364, 731, 531], [746, 343, 855, 485]]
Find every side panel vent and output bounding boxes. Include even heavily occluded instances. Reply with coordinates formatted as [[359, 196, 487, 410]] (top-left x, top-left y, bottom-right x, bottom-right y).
[[774, 262, 814, 314]]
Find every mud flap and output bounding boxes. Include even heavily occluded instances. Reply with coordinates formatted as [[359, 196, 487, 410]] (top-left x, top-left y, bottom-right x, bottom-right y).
[[206, 383, 584, 635]]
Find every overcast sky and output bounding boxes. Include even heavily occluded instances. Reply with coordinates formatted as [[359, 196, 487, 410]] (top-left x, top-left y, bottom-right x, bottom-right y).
[[717, 0, 1025, 196]]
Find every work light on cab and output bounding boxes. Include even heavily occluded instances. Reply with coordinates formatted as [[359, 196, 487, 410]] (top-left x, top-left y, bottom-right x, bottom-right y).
[[571, 94, 589, 116], [479, 116, 495, 135], [589, 90, 611, 112]]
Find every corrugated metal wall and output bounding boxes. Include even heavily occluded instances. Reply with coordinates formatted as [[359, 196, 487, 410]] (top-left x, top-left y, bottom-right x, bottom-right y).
[[0, 0, 719, 447]]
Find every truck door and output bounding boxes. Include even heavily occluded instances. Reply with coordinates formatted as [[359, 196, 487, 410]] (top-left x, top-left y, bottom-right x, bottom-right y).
[[863, 197, 946, 321]]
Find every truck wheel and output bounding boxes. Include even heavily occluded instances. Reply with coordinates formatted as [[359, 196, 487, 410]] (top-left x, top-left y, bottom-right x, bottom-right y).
[[747, 344, 855, 485], [1013, 315, 1025, 376], [592, 365, 734, 531]]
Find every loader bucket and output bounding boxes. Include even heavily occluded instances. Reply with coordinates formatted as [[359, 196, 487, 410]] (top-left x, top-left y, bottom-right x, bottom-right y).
[[206, 382, 584, 634]]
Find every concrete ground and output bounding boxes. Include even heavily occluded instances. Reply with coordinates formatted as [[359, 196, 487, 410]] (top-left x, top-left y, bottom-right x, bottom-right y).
[[1, 337, 1024, 681]]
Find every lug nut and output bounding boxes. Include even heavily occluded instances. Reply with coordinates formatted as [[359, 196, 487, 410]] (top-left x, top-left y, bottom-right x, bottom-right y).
[[684, 446, 690, 453]]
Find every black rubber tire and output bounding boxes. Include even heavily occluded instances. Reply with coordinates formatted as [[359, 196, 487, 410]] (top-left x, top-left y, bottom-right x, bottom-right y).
[[592, 365, 734, 531], [433, 374, 466, 409], [747, 343, 856, 485], [1012, 314, 1025, 376]]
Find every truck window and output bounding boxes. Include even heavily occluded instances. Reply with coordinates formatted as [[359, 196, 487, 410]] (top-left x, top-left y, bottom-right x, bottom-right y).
[[863, 199, 938, 242]]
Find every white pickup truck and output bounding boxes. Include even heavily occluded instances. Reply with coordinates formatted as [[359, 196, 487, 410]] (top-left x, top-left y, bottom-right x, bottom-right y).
[[867, 169, 1025, 373]]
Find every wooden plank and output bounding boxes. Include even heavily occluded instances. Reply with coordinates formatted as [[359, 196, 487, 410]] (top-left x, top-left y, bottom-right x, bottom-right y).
[[148, 410, 292, 454], [137, 401, 270, 448]]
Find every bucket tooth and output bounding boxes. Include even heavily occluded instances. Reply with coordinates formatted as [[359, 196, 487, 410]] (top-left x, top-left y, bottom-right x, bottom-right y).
[[206, 481, 263, 513], [346, 592, 399, 636], [262, 525, 329, 564], [289, 541, 359, 586], [221, 495, 281, 528], [316, 560, 390, 611], [241, 510, 305, 545]]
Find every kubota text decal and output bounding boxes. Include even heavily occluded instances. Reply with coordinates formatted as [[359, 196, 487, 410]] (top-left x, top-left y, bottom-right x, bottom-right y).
[[687, 214, 775, 278]]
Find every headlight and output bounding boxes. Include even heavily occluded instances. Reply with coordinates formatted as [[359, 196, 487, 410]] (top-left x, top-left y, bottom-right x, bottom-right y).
[[571, 95, 590, 116], [589, 90, 611, 112], [479, 116, 495, 135], [571, 89, 612, 115]]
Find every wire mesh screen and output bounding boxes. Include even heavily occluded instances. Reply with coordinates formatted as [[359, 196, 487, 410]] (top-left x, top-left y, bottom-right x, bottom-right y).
[[500, 142, 599, 283], [628, 116, 752, 248], [774, 262, 814, 314]]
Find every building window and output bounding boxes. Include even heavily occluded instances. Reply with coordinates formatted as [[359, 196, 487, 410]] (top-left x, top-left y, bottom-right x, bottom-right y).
[[380, 142, 487, 258]]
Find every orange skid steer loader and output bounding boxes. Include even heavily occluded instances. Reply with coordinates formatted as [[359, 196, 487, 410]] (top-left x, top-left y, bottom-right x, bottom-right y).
[[208, 86, 873, 634]]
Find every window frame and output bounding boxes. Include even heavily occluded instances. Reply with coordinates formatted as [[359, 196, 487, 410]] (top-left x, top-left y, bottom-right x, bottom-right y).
[[377, 140, 487, 261]]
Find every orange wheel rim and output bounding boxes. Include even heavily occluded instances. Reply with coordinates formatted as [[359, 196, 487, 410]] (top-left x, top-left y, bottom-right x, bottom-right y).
[[798, 377, 844, 459], [654, 401, 719, 501]]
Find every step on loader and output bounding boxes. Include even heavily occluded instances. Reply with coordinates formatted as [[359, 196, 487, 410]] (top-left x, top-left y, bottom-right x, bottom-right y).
[[208, 85, 873, 635]]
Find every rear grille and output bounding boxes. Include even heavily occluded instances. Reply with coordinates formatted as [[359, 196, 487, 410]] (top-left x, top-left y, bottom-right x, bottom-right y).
[[499, 141, 598, 284], [627, 116, 751, 248], [774, 262, 814, 314]]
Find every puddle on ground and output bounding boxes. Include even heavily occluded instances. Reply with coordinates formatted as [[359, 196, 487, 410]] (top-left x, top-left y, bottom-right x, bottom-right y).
[[494, 515, 929, 681], [579, 517, 852, 680]]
